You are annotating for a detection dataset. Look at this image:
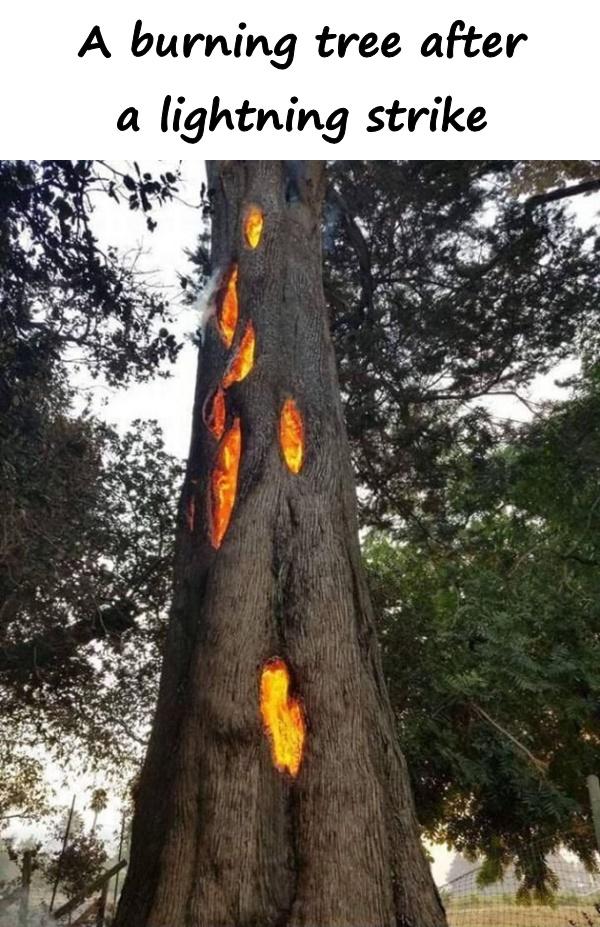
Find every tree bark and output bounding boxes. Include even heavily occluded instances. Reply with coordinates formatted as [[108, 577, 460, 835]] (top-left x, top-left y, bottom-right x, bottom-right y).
[[114, 161, 446, 927]]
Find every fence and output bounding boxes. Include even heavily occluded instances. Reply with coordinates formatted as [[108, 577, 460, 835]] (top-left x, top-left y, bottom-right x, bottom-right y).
[[0, 856, 125, 926], [2, 776, 600, 925], [440, 846, 600, 927]]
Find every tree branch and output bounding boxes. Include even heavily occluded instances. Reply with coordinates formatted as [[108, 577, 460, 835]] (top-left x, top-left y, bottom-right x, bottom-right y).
[[328, 187, 374, 322], [471, 703, 549, 775], [525, 177, 600, 209], [0, 603, 137, 676]]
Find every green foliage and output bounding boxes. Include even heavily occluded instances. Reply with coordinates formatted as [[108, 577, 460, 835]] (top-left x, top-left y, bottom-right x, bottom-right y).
[[0, 750, 48, 826], [366, 365, 600, 892], [0, 414, 182, 783], [0, 161, 182, 386], [41, 821, 107, 900], [0, 160, 185, 814], [325, 160, 600, 535], [89, 789, 109, 816], [512, 161, 600, 196]]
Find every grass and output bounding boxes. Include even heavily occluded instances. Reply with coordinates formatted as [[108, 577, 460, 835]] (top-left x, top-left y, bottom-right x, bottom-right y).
[[444, 893, 600, 927]]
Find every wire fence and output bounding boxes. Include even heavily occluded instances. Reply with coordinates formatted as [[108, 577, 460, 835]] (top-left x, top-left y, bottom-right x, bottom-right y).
[[2, 833, 599, 926], [441, 846, 600, 927]]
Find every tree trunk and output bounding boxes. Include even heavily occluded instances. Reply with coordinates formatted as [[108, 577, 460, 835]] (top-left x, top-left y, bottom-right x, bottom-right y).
[[114, 160, 446, 927]]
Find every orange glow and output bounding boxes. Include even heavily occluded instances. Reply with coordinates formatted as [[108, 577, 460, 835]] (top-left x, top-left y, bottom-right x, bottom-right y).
[[244, 205, 264, 249], [210, 418, 241, 549], [279, 398, 304, 474], [222, 322, 256, 388], [186, 494, 196, 532], [205, 385, 226, 440], [218, 265, 238, 347], [260, 658, 305, 778]]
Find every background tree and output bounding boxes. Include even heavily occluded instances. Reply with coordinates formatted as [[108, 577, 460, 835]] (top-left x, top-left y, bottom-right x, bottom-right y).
[[365, 361, 600, 895], [41, 809, 108, 902], [325, 160, 600, 535], [0, 410, 182, 788], [0, 160, 181, 385], [0, 160, 185, 809], [514, 160, 600, 205]]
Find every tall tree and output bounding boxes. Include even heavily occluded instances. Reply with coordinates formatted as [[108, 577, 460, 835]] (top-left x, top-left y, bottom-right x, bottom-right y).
[[0, 160, 181, 385], [116, 161, 445, 927], [325, 161, 600, 535], [0, 159, 184, 805], [364, 361, 600, 895]]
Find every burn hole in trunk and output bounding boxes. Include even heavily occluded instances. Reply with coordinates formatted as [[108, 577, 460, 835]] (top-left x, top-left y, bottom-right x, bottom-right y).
[[260, 657, 306, 778]]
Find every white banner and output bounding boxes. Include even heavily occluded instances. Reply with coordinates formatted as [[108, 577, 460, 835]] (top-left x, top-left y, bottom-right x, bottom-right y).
[[1, 0, 596, 156]]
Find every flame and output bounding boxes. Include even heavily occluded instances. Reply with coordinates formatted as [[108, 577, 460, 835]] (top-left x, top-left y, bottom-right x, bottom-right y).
[[260, 658, 305, 778], [279, 398, 304, 474], [210, 418, 241, 549], [244, 205, 264, 249], [218, 265, 238, 348], [222, 322, 255, 388], [205, 385, 226, 440]]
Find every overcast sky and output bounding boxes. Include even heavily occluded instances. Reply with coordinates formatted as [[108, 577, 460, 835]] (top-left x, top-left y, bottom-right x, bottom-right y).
[[85, 160, 208, 460]]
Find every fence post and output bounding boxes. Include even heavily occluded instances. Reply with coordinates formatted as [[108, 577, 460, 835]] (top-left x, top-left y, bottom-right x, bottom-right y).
[[18, 849, 33, 927], [587, 774, 600, 854], [112, 813, 125, 910], [95, 882, 108, 927], [50, 794, 76, 912]]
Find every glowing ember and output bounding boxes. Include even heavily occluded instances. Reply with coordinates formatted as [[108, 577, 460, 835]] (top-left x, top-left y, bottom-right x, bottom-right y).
[[218, 265, 238, 348], [279, 398, 304, 474], [244, 205, 264, 249], [222, 322, 256, 388], [210, 418, 241, 549], [205, 385, 226, 440], [186, 494, 196, 532], [260, 658, 305, 778]]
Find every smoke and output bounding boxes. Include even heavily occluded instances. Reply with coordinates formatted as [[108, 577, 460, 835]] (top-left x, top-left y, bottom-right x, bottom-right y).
[[284, 160, 307, 203], [323, 200, 342, 253], [195, 268, 223, 343]]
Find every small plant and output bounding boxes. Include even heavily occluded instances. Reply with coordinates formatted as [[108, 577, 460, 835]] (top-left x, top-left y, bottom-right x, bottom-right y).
[[566, 904, 600, 927], [41, 830, 108, 900]]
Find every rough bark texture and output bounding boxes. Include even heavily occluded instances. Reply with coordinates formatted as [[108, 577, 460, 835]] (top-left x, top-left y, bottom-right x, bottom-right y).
[[115, 161, 446, 927]]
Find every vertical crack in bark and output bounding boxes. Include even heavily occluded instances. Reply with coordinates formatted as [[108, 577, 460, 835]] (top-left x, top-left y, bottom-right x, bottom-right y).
[[185, 488, 196, 533]]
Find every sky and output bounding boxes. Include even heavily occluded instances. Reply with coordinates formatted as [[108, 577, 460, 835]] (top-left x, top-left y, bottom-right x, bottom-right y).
[[7, 162, 599, 886], [82, 160, 208, 460], [86, 162, 598, 460]]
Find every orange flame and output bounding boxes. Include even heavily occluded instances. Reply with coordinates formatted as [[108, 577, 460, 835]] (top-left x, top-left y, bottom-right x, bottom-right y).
[[210, 418, 241, 549], [205, 385, 226, 440], [244, 205, 264, 249], [279, 398, 304, 474], [222, 322, 256, 388], [260, 658, 305, 778], [218, 265, 238, 348]]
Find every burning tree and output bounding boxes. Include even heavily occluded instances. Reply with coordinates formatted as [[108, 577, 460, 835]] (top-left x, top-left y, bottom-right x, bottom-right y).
[[115, 161, 446, 927]]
